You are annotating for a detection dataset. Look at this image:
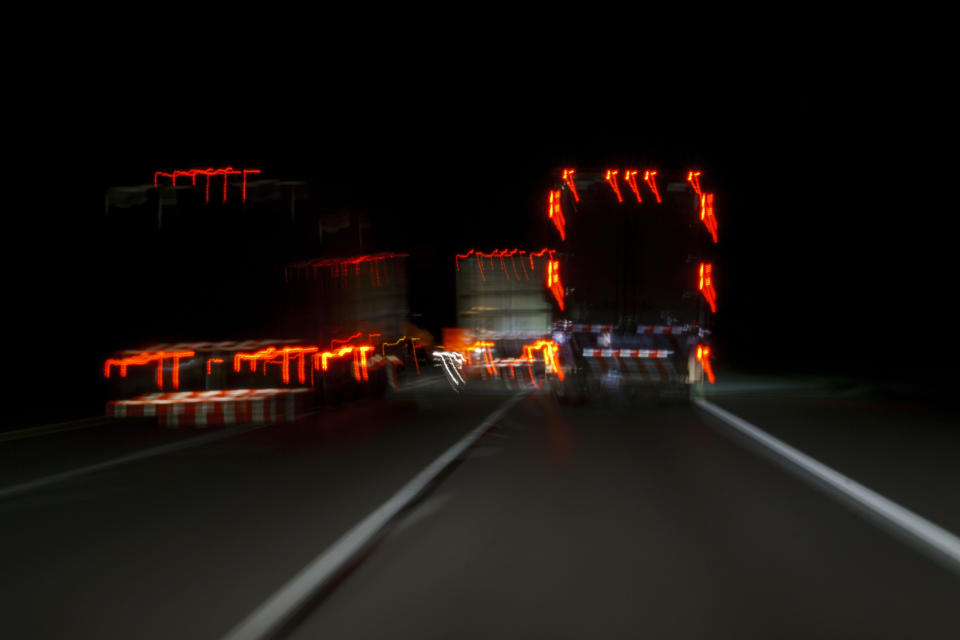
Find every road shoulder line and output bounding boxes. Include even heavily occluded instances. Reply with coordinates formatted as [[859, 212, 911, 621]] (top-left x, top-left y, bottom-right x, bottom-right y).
[[221, 391, 530, 640], [693, 396, 960, 576]]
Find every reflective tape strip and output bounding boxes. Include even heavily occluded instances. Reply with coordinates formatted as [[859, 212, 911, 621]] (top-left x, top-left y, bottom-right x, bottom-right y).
[[582, 349, 674, 358], [636, 325, 689, 334], [567, 324, 614, 333]]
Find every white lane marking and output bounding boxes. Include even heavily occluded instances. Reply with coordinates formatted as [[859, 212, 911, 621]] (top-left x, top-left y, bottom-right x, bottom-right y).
[[0, 416, 108, 443], [221, 391, 530, 640], [693, 397, 960, 575], [0, 423, 269, 500]]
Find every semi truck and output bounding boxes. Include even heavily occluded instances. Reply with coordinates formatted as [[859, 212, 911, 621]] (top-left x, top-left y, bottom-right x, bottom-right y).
[[441, 167, 717, 399], [546, 168, 718, 402]]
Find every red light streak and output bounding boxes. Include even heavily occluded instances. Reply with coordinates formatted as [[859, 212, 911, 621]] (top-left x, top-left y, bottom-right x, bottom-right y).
[[233, 346, 320, 384], [357, 346, 372, 381], [604, 169, 623, 203], [460, 249, 554, 280], [623, 169, 642, 203], [696, 345, 715, 384], [112, 337, 381, 389], [286, 252, 408, 286], [154, 167, 259, 203], [521, 339, 564, 381], [313, 345, 372, 382], [643, 170, 662, 203], [698, 262, 717, 313], [234, 347, 277, 373], [104, 350, 195, 390], [686, 170, 702, 197], [700, 192, 718, 243], [455, 249, 475, 271], [331, 332, 363, 350], [546, 259, 565, 311], [242, 169, 260, 201], [206, 358, 223, 375], [547, 190, 566, 241], [474, 341, 497, 376], [528, 248, 555, 271], [318, 347, 353, 372], [562, 168, 580, 202]]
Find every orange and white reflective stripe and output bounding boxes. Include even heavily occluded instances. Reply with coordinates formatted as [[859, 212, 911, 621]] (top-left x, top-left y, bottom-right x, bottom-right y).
[[565, 324, 615, 333]]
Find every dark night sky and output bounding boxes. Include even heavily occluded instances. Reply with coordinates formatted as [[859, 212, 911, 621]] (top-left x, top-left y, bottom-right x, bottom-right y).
[[9, 58, 953, 420]]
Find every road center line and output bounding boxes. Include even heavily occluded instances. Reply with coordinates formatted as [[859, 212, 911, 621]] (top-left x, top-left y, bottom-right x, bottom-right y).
[[221, 391, 530, 640], [693, 397, 960, 576], [0, 423, 269, 501]]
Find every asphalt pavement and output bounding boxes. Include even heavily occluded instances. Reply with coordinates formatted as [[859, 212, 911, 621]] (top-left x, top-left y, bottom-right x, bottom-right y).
[[1, 372, 958, 639]]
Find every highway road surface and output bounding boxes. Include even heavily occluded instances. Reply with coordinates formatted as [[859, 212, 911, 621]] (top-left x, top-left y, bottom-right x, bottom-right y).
[[1, 371, 958, 639]]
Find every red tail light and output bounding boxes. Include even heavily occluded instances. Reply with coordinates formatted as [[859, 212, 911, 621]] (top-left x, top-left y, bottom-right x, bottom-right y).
[[547, 189, 566, 241], [696, 345, 715, 384], [700, 193, 718, 243], [698, 262, 716, 313], [104, 350, 195, 390], [547, 259, 564, 311], [561, 168, 580, 202], [623, 169, 642, 203], [604, 169, 623, 203], [643, 170, 662, 203]]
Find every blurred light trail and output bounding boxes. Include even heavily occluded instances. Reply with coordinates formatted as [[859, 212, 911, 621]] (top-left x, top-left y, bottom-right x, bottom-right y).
[[643, 170, 662, 203], [433, 350, 466, 390], [206, 358, 223, 375], [623, 169, 642, 203], [700, 192, 718, 243], [153, 167, 260, 203], [698, 262, 716, 313], [104, 350, 195, 390], [604, 169, 623, 203], [696, 345, 715, 384], [562, 168, 580, 202], [547, 189, 566, 241]]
